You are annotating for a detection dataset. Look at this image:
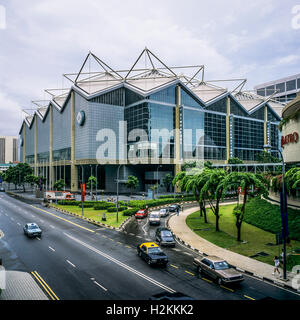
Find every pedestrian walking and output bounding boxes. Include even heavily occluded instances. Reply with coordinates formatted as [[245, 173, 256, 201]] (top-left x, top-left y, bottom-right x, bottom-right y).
[[272, 256, 281, 275]]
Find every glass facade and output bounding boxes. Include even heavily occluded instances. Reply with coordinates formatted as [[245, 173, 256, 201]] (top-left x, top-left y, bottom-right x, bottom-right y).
[[183, 109, 204, 159], [21, 83, 281, 166], [53, 148, 71, 161]]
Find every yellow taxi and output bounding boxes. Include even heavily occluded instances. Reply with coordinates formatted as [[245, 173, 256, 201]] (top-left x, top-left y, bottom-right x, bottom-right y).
[[137, 242, 168, 266]]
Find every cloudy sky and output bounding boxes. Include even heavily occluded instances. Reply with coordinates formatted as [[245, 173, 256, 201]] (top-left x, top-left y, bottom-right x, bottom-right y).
[[0, 0, 299, 135]]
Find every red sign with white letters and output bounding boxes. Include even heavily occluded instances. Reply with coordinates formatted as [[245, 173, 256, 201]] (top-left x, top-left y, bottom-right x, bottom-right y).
[[281, 132, 299, 148]]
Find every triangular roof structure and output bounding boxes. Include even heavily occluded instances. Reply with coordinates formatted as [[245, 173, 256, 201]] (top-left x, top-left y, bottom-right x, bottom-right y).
[[190, 82, 227, 103], [124, 48, 179, 93], [64, 52, 123, 95]]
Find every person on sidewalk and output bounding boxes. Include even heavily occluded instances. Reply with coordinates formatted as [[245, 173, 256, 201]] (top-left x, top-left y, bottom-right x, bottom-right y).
[[272, 256, 281, 276]]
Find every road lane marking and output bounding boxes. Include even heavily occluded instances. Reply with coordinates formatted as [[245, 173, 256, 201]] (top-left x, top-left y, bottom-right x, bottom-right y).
[[64, 232, 176, 294], [202, 277, 213, 283], [117, 241, 122, 245], [125, 245, 131, 249], [11, 217, 14, 221], [170, 264, 179, 269], [220, 285, 234, 292], [185, 270, 195, 276], [50, 225, 55, 229], [36, 237, 41, 241], [30, 205, 95, 233], [244, 295, 255, 300], [94, 281, 107, 291], [31, 271, 59, 300], [129, 233, 135, 236], [66, 260, 76, 268], [49, 246, 55, 252], [17, 222, 21, 226]]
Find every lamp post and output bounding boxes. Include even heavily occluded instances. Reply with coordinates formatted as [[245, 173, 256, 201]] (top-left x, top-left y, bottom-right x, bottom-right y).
[[95, 164, 99, 201], [156, 165, 162, 199], [90, 164, 93, 200], [264, 144, 288, 280], [116, 165, 123, 224]]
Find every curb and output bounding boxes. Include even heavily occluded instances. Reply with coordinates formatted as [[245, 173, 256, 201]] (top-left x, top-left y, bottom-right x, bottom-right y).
[[165, 207, 300, 295], [49, 205, 132, 232]]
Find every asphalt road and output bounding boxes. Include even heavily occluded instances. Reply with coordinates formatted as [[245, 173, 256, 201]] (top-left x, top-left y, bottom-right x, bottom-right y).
[[0, 192, 299, 301]]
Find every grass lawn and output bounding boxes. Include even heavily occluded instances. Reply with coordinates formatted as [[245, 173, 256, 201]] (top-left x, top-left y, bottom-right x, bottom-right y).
[[186, 203, 300, 271], [52, 204, 128, 228]]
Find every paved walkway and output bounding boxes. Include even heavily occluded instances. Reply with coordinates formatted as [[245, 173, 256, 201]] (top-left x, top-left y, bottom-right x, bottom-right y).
[[168, 204, 298, 291], [0, 270, 48, 300]]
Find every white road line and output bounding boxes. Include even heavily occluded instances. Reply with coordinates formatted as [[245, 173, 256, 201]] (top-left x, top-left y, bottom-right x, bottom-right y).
[[49, 246, 55, 252], [66, 260, 76, 268], [136, 236, 142, 239], [141, 219, 148, 235], [17, 223, 21, 226], [36, 237, 41, 241], [11, 217, 14, 221], [64, 232, 176, 293], [129, 233, 135, 236], [50, 225, 55, 229], [183, 252, 193, 256], [172, 248, 181, 252], [94, 281, 107, 291]]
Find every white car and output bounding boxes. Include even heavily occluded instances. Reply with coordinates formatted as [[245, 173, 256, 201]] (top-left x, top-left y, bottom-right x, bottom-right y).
[[149, 212, 161, 226], [159, 208, 169, 217]]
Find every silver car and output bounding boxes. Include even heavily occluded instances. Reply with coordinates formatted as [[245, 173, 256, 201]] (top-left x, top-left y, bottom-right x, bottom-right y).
[[159, 208, 169, 217], [149, 212, 161, 226], [23, 223, 42, 238]]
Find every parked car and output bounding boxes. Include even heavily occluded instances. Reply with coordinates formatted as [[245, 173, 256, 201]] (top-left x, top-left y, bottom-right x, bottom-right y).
[[168, 204, 181, 213], [193, 255, 244, 285], [149, 212, 161, 226], [135, 209, 148, 219], [155, 228, 176, 247], [0, 187, 5, 192], [137, 242, 168, 266], [159, 208, 169, 217], [23, 223, 42, 238], [150, 291, 195, 300]]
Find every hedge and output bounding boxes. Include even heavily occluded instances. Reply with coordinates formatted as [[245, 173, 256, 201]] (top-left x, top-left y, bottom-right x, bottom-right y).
[[93, 202, 116, 210], [244, 198, 300, 241], [123, 208, 139, 216], [107, 206, 127, 212]]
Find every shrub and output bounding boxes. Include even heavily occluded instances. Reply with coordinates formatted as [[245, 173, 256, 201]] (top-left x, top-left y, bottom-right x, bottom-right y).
[[93, 202, 115, 210], [107, 206, 127, 212], [78, 203, 94, 208], [244, 198, 300, 241], [123, 208, 139, 216]]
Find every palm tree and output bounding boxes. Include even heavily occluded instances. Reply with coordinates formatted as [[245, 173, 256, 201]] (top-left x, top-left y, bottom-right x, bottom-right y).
[[219, 172, 269, 241], [200, 169, 227, 232], [173, 168, 209, 223]]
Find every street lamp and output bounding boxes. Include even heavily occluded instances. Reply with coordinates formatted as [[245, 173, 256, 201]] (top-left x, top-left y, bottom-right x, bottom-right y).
[[90, 164, 93, 200], [116, 165, 123, 223], [156, 165, 162, 199], [264, 144, 288, 280], [95, 164, 99, 201]]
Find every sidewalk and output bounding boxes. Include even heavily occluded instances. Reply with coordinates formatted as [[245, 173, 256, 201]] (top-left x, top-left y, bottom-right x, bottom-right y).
[[0, 271, 48, 300], [168, 204, 299, 292]]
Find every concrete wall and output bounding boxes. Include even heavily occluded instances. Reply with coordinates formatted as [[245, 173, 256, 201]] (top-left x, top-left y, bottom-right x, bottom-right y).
[[282, 118, 300, 163]]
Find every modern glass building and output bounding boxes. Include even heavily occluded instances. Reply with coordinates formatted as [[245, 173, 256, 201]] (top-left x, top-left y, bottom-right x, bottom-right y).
[[254, 73, 300, 103], [18, 49, 284, 192]]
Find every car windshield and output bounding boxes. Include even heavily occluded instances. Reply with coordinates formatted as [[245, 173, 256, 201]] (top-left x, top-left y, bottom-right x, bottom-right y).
[[148, 247, 162, 254], [160, 209, 166, 212], [214, 261, 229, 270], [28, 225, 39, 230], [161, 231, 173, 237], [137, 211, 144, 214], [150, 214, 159, 218]]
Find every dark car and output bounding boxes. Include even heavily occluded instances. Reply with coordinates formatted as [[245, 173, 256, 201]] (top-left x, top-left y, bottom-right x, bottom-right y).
[[0, 187, 5, 192], [150, 291, 195, 300], [137, 242, 168, 266], [23, 223, 42, 238], [155, 228, 176, 247], [168, 204, 181, 213]]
